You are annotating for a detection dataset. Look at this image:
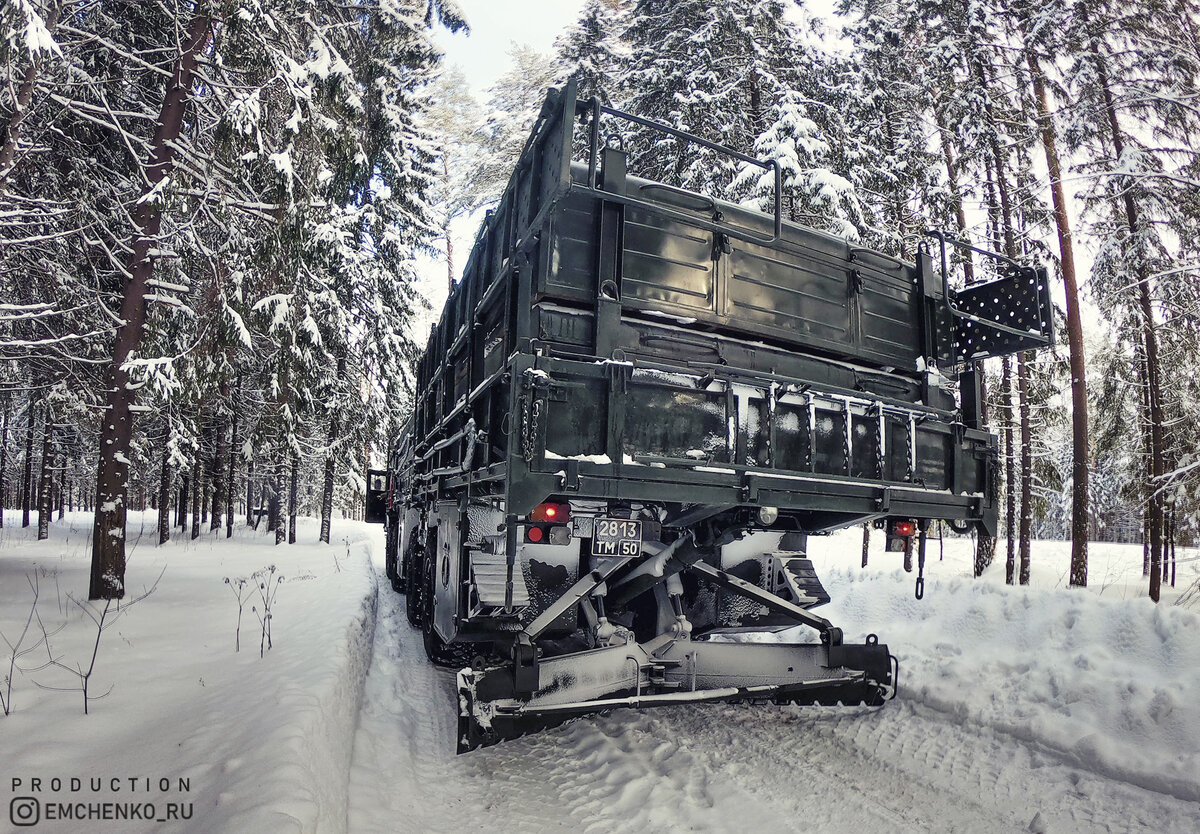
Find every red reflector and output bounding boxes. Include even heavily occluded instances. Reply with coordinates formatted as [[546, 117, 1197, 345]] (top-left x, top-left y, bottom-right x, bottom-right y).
[[526, 526, 544, 543], [893, 521, 916, 537], [531, 503, 570, 523]]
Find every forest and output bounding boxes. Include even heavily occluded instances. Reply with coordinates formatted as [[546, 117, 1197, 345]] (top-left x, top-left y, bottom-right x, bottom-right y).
[[0, 0, 1196, 602]]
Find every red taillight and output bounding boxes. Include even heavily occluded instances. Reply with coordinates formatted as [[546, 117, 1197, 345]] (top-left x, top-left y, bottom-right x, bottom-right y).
[[892, 520, 916, 537], [526, 526, 544, 543], [531, 503, 570, 523]]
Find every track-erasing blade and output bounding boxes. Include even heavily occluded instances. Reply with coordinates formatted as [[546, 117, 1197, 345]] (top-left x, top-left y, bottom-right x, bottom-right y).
[[456, 636, 897, 753]]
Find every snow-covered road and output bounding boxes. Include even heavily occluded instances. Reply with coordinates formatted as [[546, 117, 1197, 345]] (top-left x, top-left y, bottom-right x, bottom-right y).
[[346, 572, 1200, 834]]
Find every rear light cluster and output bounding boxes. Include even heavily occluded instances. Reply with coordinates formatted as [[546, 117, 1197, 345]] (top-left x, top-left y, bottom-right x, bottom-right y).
[[525, 503, 572, 545], [530, 503, 569, 523], [883, 518, 918, 552]]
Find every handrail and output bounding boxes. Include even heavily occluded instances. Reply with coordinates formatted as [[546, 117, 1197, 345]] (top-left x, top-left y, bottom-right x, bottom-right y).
[[584, 97, 783, 246], [924, 229, 1053, 341]]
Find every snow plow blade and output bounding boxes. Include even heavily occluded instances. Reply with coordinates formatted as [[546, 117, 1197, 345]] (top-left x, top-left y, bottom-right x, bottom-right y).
[[456, 635, 897, 753]]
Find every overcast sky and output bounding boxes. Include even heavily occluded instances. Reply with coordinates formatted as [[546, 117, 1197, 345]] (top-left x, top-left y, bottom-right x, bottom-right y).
[[435, 0, 588, 95]]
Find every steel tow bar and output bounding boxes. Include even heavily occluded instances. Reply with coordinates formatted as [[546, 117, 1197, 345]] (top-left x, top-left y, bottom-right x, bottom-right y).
[[915, 519, 930, 599]]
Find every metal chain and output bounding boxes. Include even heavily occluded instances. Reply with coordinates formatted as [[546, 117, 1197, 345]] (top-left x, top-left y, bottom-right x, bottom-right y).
[[522, 396, 542, 463]]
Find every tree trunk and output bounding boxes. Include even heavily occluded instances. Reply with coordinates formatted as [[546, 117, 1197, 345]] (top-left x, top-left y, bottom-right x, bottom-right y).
[[443, 152, 456, 292], [1003, 357, 1016, 585], [178, 475, 189, 531], [320, 415, 338, 544], [1168, 508, 1177, 588], [0, 399, 8, 527], [288, 450, 298, 544], [1135, 346, 1152, 576], [861, 523, 869, 568], [56, 449, 64, 520], [1093, 55, 1166, 601], [980, 93, 1034, 587], [158, 444, 171, 545], [210, 419, 226, 531], [37, 417, 52, 540], [226, 417, 237, 538], [934, 110, 975, 285], [190, 454, 202, 541], [91, 10, 212, 599], [0, 4, 58, 192], [1026, 47, 1089, 587], [21, 401, 35, 528], [246, 456, 255, 527], [267, 476, 278, 533], [1018, 353, 1032, 585], [275, 459, 286, 546], [200, 455, 208, 525]]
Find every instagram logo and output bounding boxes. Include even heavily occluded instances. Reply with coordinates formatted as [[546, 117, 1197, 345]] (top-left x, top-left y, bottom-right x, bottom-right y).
[[9, 796, 39, 826]]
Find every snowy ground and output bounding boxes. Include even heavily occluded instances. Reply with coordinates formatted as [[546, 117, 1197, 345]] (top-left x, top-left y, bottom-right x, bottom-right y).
[[347, 531, 1200, 834], [0, 511, 376, 833], [3, 513, 1199, 833]]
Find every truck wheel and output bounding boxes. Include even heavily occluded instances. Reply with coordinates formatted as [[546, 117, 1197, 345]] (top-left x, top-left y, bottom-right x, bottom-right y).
[[405, 546, 424, 627], [420, 562, 465, 666], [387, 517, 404, 594]]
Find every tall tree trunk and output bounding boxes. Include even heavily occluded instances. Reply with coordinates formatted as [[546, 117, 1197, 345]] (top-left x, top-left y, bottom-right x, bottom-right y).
[[981, 92, 1035, 587], [861, 523, 869, 568], [210, 419, 227, 531], [443, 153, 456, 292], [200, 453, 209, 525], [1026, 47, 1089, 587], [1168, 507, 1177, 588], [158, 444, 171, 545], [1135, 346, 1152, 576], [21, 401, 35, 528], [320, 416, 338, 544], [91, 10, 212, 599], [934, 110, 975, 285], [226, 416, 237, 538], [190, 454, 202, 541], [0, 399, 8, 528], [178, 475, 189, 531], [0, 4, 58, 193], [1018, 353, 1033, 585], [246, 456, 255, 527], [275, 458, 286, 546], [1093, 52, 1166, 601], [56, 449, 64, 520], [288, 450, 298, 544], [36, 417, 52, 540], [1003, 357, 1016, 585]]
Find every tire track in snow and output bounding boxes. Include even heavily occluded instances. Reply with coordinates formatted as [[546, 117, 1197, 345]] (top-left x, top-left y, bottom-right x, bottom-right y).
[[629, 697, 1200, 833], [347, 586, 795, 833], [349, 585, 1200, 833]]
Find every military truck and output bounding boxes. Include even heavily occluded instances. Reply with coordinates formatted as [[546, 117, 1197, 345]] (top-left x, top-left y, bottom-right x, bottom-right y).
[[368, 82, 1053, 752]]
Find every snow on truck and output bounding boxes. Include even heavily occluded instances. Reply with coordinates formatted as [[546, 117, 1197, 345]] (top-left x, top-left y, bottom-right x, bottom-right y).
[[366, 82, 1053, 752]]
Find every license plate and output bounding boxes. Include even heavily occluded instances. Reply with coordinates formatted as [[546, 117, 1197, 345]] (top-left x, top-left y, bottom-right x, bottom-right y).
[[592, 518, 642, 557]]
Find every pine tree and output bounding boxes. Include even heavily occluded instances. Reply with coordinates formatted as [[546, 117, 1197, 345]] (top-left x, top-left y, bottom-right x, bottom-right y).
[[554, 0, 629, 107]]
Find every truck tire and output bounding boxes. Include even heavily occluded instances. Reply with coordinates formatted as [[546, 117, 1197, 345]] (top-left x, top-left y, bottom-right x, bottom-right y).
[[420, 557, 473, 667], [384, 515, 399, 590], [387, 515, 404, 594], [405, 543, 425, 627]]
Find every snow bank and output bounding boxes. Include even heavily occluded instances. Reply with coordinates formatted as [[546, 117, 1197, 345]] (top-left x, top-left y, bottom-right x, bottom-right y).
[[0, 512, 379, 834], [808, 530, 1200, 804]]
